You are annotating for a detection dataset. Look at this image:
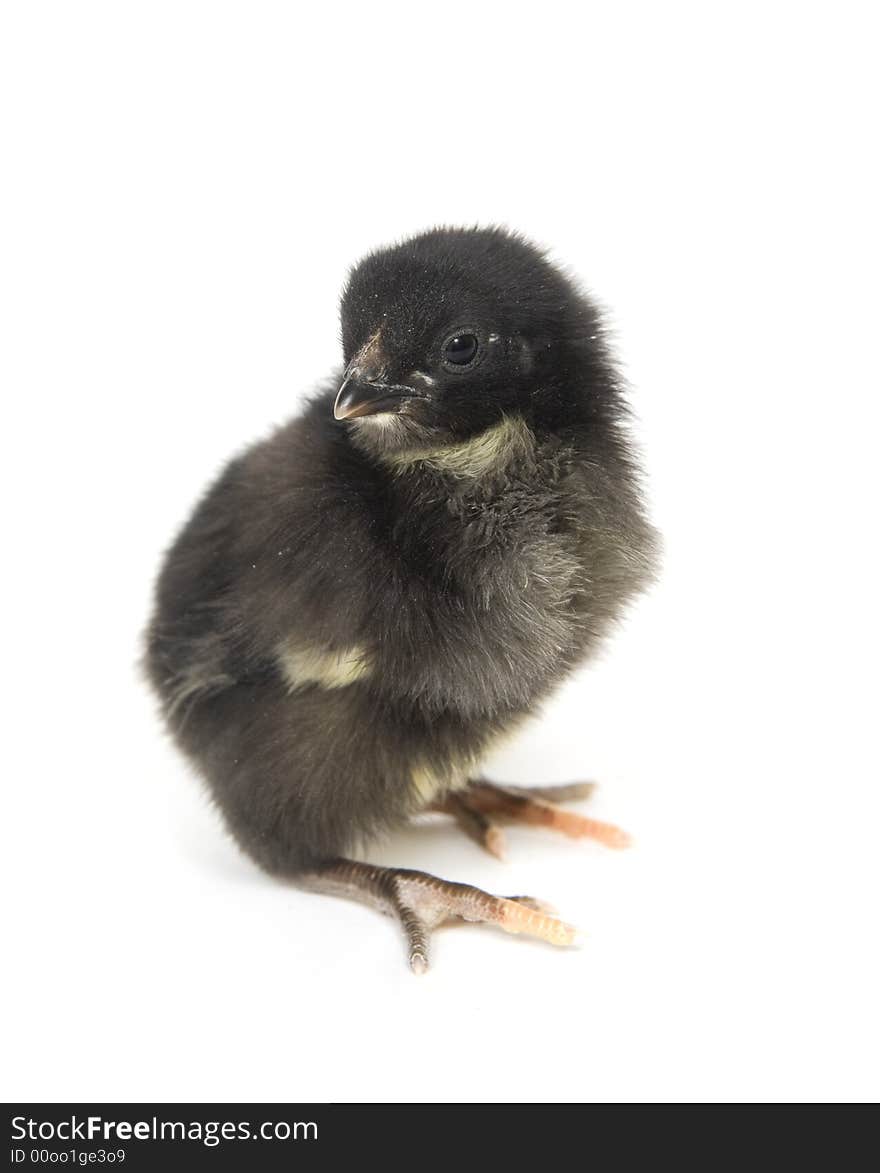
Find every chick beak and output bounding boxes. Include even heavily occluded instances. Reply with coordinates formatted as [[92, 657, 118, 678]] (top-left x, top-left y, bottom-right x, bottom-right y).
[[333, 357, 425, 421]]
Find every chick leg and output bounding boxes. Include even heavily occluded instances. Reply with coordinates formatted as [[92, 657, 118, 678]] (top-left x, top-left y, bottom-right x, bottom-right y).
[[434, 780, 631, 858], [299, 858, 578, 974]]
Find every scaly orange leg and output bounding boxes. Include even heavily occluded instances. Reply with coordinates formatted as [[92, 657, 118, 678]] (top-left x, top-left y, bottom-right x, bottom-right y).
[[433, 779, 631, 858], [300, 858, 578, 974]]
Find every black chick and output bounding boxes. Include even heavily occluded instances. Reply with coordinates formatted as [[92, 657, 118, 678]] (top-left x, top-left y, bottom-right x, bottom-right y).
[[146, 226, 658, 972]]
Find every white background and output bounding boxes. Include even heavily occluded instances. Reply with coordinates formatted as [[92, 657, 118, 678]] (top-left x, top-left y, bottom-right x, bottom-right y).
[[2, 2, 878, 1103]]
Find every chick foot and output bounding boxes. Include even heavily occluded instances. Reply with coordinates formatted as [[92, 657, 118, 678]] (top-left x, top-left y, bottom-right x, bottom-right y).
[[434, 779, 631, 859], [299, 857, 578, 974]]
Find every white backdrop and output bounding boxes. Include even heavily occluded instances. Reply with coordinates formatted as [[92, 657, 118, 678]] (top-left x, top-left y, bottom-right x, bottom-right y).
[[2, 2, 878, 1103]]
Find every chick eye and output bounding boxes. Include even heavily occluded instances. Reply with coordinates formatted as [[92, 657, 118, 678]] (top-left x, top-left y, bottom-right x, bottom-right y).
[[442, 333, 479, 366]]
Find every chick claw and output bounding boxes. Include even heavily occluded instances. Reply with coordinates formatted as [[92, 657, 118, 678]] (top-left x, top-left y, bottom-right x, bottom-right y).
[[300, 859, 579, 974], [434, 779, 632, 858]]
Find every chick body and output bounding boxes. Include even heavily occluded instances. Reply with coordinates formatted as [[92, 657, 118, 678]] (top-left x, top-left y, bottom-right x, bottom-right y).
[[146, 228, 656, 879]]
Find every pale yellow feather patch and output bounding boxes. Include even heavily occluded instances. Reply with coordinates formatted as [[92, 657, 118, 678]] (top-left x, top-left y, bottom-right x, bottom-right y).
[[410, 762, 472, 804], [385, 414, 534, 479], [410, 719, 532, 805], [277, 641, 372, 692]]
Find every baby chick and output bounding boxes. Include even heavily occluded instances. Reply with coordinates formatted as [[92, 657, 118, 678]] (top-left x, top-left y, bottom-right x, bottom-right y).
[[146, 226, 658, 972]]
